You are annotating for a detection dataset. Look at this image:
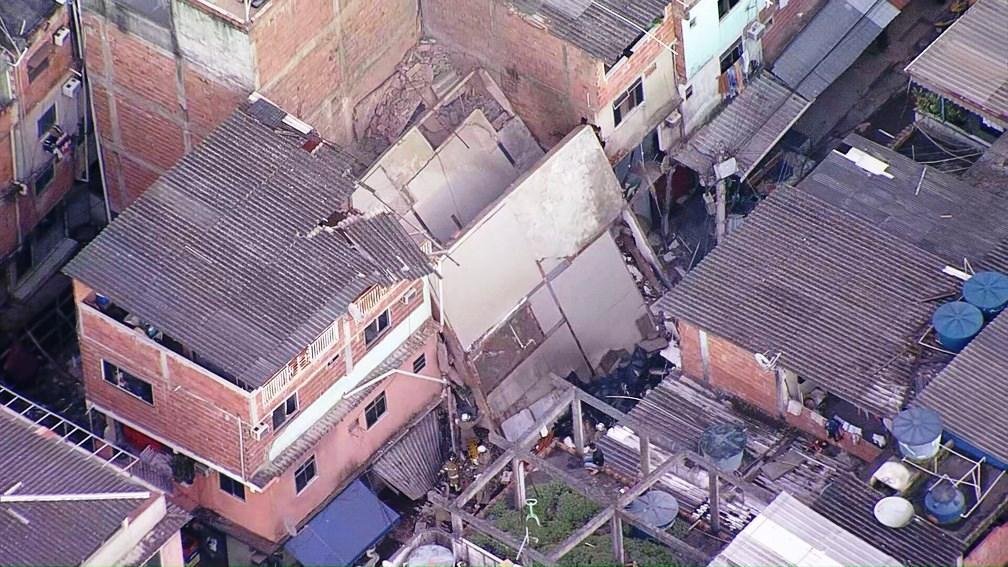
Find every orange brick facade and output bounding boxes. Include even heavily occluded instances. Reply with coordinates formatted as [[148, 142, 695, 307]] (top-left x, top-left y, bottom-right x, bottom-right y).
[[83, 0, 420, 212]]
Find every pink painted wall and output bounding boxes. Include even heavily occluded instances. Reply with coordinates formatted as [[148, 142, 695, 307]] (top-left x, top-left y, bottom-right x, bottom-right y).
[[175, 332, 443, 542]]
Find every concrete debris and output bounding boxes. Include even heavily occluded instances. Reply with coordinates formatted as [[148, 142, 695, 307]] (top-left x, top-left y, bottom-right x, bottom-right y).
[[638, 336, 669, 354]]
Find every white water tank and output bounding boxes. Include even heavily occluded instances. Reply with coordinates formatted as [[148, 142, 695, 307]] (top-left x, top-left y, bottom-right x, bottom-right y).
[[874, 496, 914, 528]]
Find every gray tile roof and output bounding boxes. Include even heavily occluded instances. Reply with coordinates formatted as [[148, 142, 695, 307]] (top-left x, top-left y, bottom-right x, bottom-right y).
[[916, 311, 1008, 465], [511, 0, 669, 66], [771, 0, 899, 99], [250, 320, 438, 485], [65, 100, 433, 389], [812, 473, 968, 566], [0, 407, 153, 566], [905, 0, 1008, 124], [799, 134, 1008, 263], [657, 187, 956, 416], [673, 73, 812, 182], [0, 0, 59, 53]]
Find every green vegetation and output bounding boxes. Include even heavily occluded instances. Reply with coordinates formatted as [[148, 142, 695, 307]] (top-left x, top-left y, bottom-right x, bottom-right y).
[[914, 88, 967, 127], [469, 481, 686, 566]]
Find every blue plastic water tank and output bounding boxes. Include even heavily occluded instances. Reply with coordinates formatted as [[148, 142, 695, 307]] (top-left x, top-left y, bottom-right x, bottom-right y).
[[932, 301, 983, 352], [925, 480, 965, 525], [700, 423, 746, 472], [963, 271, 1008, 319], [626, 490, 679, 529], [892, 407, 943, 460]]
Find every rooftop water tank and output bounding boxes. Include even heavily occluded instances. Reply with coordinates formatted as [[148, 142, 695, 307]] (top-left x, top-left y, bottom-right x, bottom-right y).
[[405, 544, 454, 567], [700, 423, 746, 472], [925, 480, 965, 525], [874, 496, 914, 528], [626, 490, 679, 529], [932, 301, 983, 352], [892, 407, 943, 461], [963, 271, 1008, 319]]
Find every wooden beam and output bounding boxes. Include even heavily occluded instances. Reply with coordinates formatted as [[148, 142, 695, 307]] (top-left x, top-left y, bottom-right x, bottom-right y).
[[546, 506, 615, 563], [429, 494, 552, 566], [512, 457, 526, 509], [640, 433, 651, 476], [453, 446, 516, 507], [572, 397, 585, 454], [612, 514, 625, 564], [709, 470, 721, 534], [620, 509, 712, 565]]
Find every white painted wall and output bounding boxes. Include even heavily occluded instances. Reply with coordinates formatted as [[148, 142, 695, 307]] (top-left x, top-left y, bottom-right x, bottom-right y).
[[269, 279, 432, 460], [436, 126, 625, 349], [172, 0, 255, 87], [594, 48, 681, 160]]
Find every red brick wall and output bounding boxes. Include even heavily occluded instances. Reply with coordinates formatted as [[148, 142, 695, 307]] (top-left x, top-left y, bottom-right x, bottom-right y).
[[422, 0, 599, 147], [597, 7, 678, 106], [760, 0, 829, 65], [678, 320, 780, 415], [83, 13, 244, 213], [785, 406, 882, 461], [0, 108, 18, 256]]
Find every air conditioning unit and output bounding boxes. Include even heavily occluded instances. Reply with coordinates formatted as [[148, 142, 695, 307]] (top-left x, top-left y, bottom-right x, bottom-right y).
[[746, 21, 767, 41], [251, 422, 269, 441], [53, 27, 70, 47], [63, 77, 81, 98], [401, 289, 417, 304]]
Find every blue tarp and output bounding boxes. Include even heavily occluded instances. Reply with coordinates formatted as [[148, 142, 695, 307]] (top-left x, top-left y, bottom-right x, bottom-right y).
[[285, 479, 399, 566]]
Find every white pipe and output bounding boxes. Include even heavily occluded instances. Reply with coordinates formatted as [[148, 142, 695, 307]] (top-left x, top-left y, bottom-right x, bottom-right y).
[[1, 491, 150, 502], [237, 415, 247, 482], [342, 369, 447, 399]]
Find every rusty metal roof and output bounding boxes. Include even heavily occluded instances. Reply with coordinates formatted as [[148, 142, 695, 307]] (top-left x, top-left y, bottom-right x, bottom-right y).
[[371, 407, 446, 500], [905, 0, 1008, 124]]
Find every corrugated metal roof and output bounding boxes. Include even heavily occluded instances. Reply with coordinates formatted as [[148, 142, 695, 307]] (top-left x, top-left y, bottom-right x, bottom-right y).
[[710, 492, 901, 567], [799, 134, 1008, 263], [0, 407, 153, 566], [674, 74, 812, 181], [772, 0, 900, 99], [64, 101, 433, 389], [250, 321, 438, 485], [812, 474, 968, 566], [372, 408, 446, 500], [916, 311, 1008, 465], [905, 0, 1008, 124], [657, 187, 957, 416], [511, 0, 669, 65], [125, 503, 192, 566]]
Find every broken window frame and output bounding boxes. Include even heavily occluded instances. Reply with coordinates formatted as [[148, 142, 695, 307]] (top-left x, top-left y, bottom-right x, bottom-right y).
[[271, 392, 299, 431]]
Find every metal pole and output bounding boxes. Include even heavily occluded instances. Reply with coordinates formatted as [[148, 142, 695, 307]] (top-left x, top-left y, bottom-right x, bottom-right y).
[[715, 179, 727, 243]]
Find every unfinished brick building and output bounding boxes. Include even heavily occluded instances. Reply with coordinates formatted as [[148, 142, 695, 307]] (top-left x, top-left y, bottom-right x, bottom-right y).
[[1, 0, 103, 333], [80, 0, 421, 212], [64, 96, 449, 562]]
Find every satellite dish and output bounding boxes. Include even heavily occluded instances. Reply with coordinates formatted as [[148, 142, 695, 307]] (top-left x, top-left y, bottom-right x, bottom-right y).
[[874, 496, 914, 528]]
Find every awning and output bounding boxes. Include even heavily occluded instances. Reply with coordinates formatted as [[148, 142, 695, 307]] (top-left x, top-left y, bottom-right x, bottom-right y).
[[285, 479, 399, 566], [674, 74, 812, 183], [772, 0, 900, 99], [371, 409, 446, 500]]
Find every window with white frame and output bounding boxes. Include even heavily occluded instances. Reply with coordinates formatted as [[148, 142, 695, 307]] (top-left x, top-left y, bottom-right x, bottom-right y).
[[272, 392, 298, 430], [613, 78, 644, 127], [364, 309, 391, 347], [294, 455, 317, 493], [364, 392, 387, 429]]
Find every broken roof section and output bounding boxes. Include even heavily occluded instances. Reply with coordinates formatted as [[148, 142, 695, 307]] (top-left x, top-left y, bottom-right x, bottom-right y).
[[511, 0, 669, 66], [64, 96, 433, 389], [799, 134, 1008, 264], [657, 187, 956, 416], [709, 492, 900, 567], [353, 70, 544, 246], [673, 74, 812, 183], [905, 0, 1008, 126]]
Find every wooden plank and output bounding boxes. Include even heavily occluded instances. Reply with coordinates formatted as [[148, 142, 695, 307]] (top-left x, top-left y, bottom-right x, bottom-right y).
[[572, 398, 585, 454], [612, 514, 625, 564], [512, 457, 526, 509], [640, 433, 651, 476]]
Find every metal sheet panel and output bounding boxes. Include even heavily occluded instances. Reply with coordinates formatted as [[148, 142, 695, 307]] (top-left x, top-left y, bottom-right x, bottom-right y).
[[372, 408, 446, 500]]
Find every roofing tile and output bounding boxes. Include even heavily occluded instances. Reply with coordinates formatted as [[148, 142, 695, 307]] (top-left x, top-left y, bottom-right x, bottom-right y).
[[64, 102, 432, 389], [657, 187, 956, 416]]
